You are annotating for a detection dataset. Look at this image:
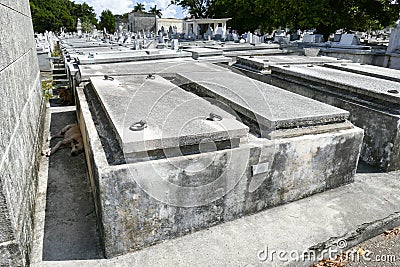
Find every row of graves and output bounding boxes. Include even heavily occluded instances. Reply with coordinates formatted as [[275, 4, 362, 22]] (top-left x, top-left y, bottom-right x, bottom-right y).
[[57, 35, 398, 258], [36, 31, 58, 71], [291, 28, 400, 69], [234, 55, 400, 172]]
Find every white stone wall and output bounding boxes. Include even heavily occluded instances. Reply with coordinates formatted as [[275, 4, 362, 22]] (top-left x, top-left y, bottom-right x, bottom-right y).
[[156, 18, 184, 33], [0, 0, 44, 265]]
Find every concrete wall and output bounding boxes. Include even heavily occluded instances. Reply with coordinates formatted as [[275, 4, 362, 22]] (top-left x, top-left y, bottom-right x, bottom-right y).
[[156, 18, 184, 33], [383, 53, 400, 70], [0, 0, 44, 265]]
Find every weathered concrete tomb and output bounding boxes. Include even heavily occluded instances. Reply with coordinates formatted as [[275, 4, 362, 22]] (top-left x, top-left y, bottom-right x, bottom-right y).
[[76, 60, 230, 84], [75, 58, 363, 257], [75, 50, 192, 65], [268, 64, 400, 171], [233, 55, 400, 171], [324, 62, 400, 82], [234, 55, 351, 73]]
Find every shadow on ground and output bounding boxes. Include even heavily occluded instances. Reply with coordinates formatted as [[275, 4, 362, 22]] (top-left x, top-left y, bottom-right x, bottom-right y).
[[356, 160, 383, 174], [42, 111, 104, 261]]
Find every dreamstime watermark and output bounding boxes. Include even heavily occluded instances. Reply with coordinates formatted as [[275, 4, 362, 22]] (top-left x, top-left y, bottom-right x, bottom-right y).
[[257, 239, 397, 264]]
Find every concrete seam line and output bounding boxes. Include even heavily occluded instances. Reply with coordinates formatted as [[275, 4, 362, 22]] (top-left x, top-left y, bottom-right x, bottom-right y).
[[0, 48, 33, 73], [0, 72, 41, 179], [0, 3, 31, 18]]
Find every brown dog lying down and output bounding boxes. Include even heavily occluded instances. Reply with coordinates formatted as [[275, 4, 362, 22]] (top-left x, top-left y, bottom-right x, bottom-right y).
[[58, 89, 73, 106], [43, 124, 83, 156]]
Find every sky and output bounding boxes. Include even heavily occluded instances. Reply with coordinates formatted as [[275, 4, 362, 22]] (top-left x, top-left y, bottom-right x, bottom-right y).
[[72, 0, 186, 19]]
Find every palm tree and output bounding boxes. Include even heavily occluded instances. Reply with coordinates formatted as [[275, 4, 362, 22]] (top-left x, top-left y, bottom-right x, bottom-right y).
[[133, 3, 145, 13], [149, 5, 162, 18]]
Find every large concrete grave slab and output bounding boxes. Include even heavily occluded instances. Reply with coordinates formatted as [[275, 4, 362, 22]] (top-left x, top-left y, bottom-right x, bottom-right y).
[[222, 49, 286, 58], [176, 71, 350, 138], [64, 47, 129, 60], [89, 75, 249, 160], [319, 48, 384, 65], [324, 62, 400, 82], [76, 60, 229, 84], [66, 47, 116, 53], [183, 47, 224, 59], [205, 43, 280, 51], [235, 55, 351, 73], [77, 49, 192, 64], [61, 40, 111, 49], [269, 64, 400, 171], [75, 64, 363, 257]]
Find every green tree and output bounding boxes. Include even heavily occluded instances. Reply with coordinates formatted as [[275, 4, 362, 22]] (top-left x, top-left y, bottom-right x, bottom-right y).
[[212, 0, 260, 33], [133, 3, 145, 13], [70, 2, 97, 27], [81, 19, 94, 33], [149, 5, 163, 18], [209, 0, 400, 36], [169, 0, 214, 18], [29, 0, 97, 33], [99, 9, 116, 33]]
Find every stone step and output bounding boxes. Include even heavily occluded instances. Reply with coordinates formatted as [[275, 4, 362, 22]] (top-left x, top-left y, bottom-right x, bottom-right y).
[[52, 79, 69, 84], [37, 170, 400, 267], [52, 81, 68, 86], [53, 68, 67, 75]]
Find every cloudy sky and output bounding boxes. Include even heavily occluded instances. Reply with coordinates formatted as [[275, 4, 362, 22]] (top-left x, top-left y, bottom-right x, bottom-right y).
[[73, 0, 186, 18]]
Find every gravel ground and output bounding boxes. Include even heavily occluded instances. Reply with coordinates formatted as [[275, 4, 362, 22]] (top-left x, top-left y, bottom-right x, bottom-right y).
[[345, 231, 400, 267]]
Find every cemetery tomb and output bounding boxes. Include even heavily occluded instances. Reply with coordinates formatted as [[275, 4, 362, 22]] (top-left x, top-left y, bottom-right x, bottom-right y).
[[222, 49, 285, 58], [88, 75, 248, 162], [76, 60, 230, 85], [269, 64, 400, 171], [76, 66, 363, 257], [76, 49, 192, 64], [175, 71, 351, 138], [234, 55, 351, 73], [183, 47, 224, 59], [62, 40, 111, 49], [338, 34, 359, 46], [330, 34, 371, 50], [324, 62, 400, 82], [205, 43, 280, 51]]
